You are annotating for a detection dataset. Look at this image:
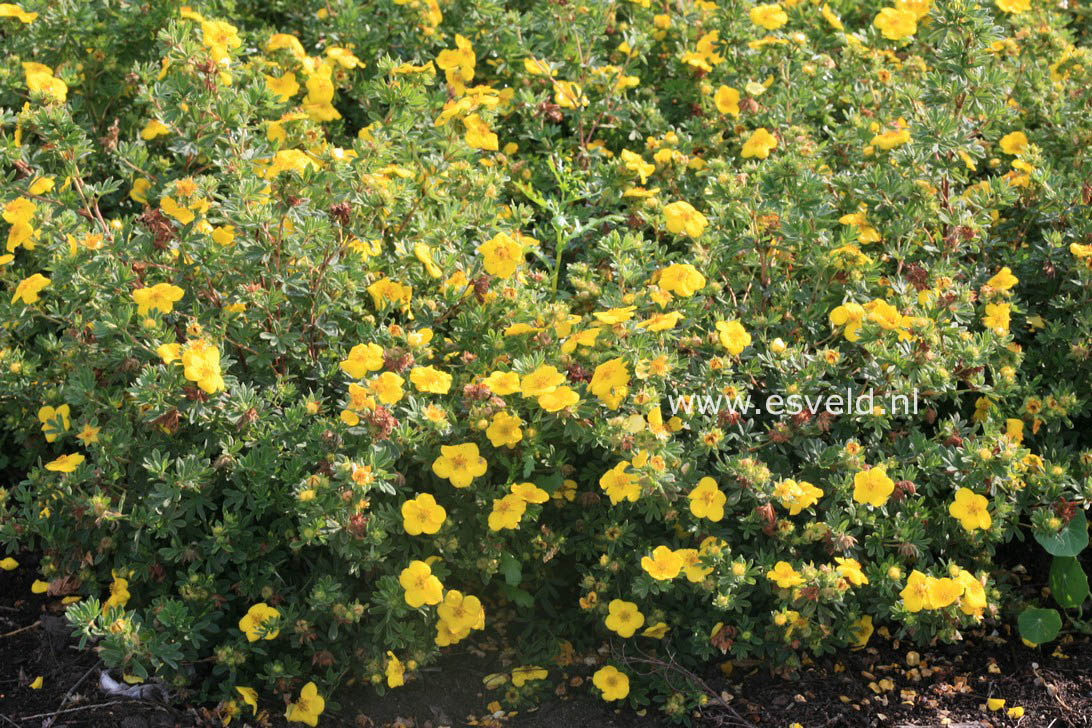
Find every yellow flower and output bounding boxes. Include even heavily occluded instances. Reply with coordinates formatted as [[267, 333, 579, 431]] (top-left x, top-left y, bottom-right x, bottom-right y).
[[592, 666, 629, 701], [104, 576, 130, 609], [853, 466, 895, 507], [520, 365, 565, 397], [588, 357, 630, 409], [986, 266, 1018, 291], [928, 577, 962, 608], [996, 0, 1029, 13], [663, 201, 708, 238], [524, 57, 551, 75], [409, 366, 451, 394], [657, 263, 706, 296], [385, 652, 405, 687], [866, 299, 912, 339], [238, 602, 280, 642], [478, 232, 523, 277], [402, 493, 447, 535], [777, 479, 824, 515], [486, 411, 523, 448], [741, 128, 778, 159], [284, 682, 325, 727], [958, 570, 988, 616], [45, 453, 84, 473], [714, 85, 740, 117], [643, 621, 670, 639], [821, 4, 844, 29], [553, 80, 588, 109], [29, 676, 43, 689], [511, 666, 548, 686], [132, 283, 185, 316], [600, 461, 641, 504], [872, 127, 912, 150], [3, 196, 35, 226], [851, 615, 874, 647], [0, 4, 38, 23], [157, 343, 182, 365], [593, 306, 636, 324], [483, 371, 521, 396], [687, 477, 726, 522], [235, 687, 259, 715], [435, 33, 476, 85], [264, 72, 299, 102], [715, 319, 751, 355], [949, 488, 991, 531], [641, 545, 684, 580], [413, 243, 443, 278], [621, 149, 655, 184], [211, 225, 235, 246], [27, 176, 54, 195], [488, 493, 527, 530], [829, 302, 865, 341], [463, 113, 499, 151], [399, 560, 444, 607], [983, 302, 1011, 334], [437, 589, 485, 635], [750, 3, 788, 30], [511, 482, 549, 504], [181, 339, 225, 394], [637, 312, 683, 332], [160, 195, 195, 224], [431, 443, 487, 488], [26, 70, 67, 103], [900, 570, 931, 612], [266, 33, 306, 59], [0, 557, 18, 570], [11, 273, 50, 304], [140, 120, 170, 140], [37, 404, 71, 443], [999, 131, 1028, 155], [873, 7, 917, 40], [31, 579, 49, 593], [369, 371, 404, 404], [339, 343, 384, 378], [130, 178, 151, 205], [767, 561, 805, 589], [604, 599, 645, 638], [835, 557, 869, 586]]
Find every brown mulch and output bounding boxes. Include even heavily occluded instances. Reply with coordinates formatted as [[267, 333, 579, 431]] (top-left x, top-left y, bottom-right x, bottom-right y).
[[3, 553, 1091, 728]]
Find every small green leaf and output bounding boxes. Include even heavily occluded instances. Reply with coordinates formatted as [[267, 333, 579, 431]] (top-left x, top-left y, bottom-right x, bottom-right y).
[[1049, 556, 1089, 608], [503, 585, 534, 609], [499, 553, 522, 587], [1035, 511, 1088, 557], [1018, 607, 1062, 645]]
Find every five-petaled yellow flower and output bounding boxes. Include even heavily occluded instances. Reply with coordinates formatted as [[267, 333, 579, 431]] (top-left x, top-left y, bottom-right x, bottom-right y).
[[592, 665, 630, 701], [853, 466, 895, 507], [949, 487, 992, 531], [238, 602, 280, 642], [284, 682, 325, 726], [432, 443, 488, 488]]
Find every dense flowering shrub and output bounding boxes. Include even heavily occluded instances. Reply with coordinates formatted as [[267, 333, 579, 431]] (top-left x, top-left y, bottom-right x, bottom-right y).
[[1, 0, 1091, 722]]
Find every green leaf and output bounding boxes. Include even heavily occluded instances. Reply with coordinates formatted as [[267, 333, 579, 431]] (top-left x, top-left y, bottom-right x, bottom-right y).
[[499, 553, 522, 587], [1018, 607, 1062, 645], [1035, 511, 1088, 557], [503, 585, 534, 609], [1049, 556, 1090, 608]]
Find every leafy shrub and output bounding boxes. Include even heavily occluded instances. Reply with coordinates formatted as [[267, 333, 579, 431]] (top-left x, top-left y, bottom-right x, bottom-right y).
[[1, 0, 1091, 722]]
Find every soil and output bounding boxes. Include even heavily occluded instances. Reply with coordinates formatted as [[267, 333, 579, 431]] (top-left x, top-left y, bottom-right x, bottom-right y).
[[3, 554, 1091, 728]]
